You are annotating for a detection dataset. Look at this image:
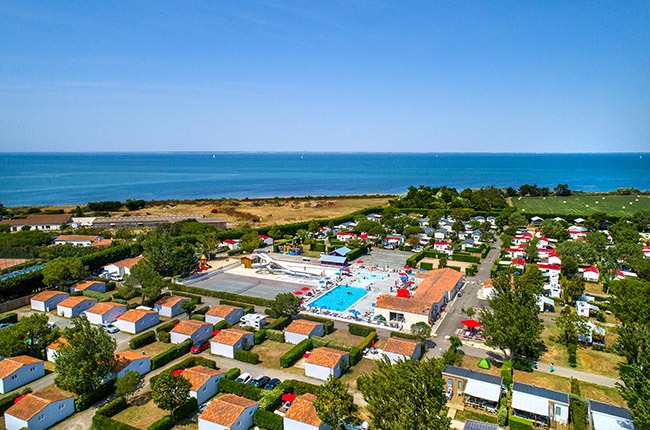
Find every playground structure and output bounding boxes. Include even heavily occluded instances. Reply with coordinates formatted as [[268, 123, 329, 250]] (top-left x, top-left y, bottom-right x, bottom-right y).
[[278, 241, 303, 256], [251, 252, 316, 278], [197, 254, 210, 272]]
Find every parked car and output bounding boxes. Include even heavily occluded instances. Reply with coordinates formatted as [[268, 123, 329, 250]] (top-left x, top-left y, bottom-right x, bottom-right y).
[[190, 340, 210, 354], [252, 375, 270, 388], [264, 378, 280, 390], [102, 323, 119, 333], [235, 373, 253, 384]]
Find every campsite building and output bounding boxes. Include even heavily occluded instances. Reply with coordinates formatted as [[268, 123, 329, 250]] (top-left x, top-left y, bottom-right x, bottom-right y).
[[512, 382, 569, 427], [4, 388, 75, 430], [30, 291, 69, 312], [442, 365, 503, 411]]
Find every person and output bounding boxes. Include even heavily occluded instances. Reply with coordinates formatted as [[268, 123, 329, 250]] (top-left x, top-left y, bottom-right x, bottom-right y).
[[550, 362, 555, 373]]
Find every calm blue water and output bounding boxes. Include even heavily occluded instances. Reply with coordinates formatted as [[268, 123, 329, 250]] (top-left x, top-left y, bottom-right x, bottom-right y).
[[308, 285, 368, 312], [0, 265, 44, 281], [0, 152, 648, 206]]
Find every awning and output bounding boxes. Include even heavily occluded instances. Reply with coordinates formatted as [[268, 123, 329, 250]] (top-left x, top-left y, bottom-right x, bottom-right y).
[[281, 393, 297, 402], [465, 379, 501, 403], [512, 391, 549, 416], [461, 320, 482, 329]]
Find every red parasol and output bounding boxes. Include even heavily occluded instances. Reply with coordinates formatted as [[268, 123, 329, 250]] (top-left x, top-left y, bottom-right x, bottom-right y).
[[301, 287, 310, 291], [404, 265, 411, 269], [294, 291, 303, 295], [281, 393, 297, 402], [397, 289, 411, 298], [172, 369, 184, 376], [357, 260, 364, 264], [407, 281, 415, 285], [399, 272, 407, 276], [461, 319, 482, 329]]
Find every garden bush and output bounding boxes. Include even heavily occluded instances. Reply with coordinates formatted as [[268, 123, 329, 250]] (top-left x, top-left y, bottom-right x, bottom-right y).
[[82, 290, 111, 302], [259, 387, 285, 411], [357, 331, 377, 351], [0, 312, 18, 325], [157, 330, 171, 343], [389, 331, 418, 341], [190, 314, 205, 321], [569, 394, 588, 430], [254, 329, 267, 345], [194, 305, 210, 315], [508, 415, 534, 430], [172, 397, 197, 421], [265, 315, 291, 331], [213, 320, 231, 330], [512, 357, 533, 372], [147, 416, 175, 430], [156, 319, 180, 334], [501, 360, 513, 389], [349, 346, 362, 366], [497, 406, 508, 426], [420, 261, 433, 270], [218, 378, 264, 400], [568, 342, 577, 367], [265, 329, 285, 343], [234, 349, 260, 364], [280, 339, 312, 368], [310, 336, 329, 349], [279, 379, 320, 395], [348, 323, 374, 337], [254, 409, 283, 430], [92, 414, 139, 430], [96, 396, 128, 417], [151, 339, 192, 370], [225, 368, 241, 380], [129, 330, 156, 349], [76, 380, 115, 411]]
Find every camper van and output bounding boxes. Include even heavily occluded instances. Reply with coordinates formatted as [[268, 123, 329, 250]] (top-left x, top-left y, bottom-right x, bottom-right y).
[[240, 313, 267, 330]]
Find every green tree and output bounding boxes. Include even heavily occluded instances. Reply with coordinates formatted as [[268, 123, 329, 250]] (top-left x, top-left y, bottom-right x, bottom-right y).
[[585, 231, 608, 252], [438, 255, 447, 269], [271, 292, 301, 317], [403, 226, 424, 237], [115, 370, 141, 395], [540, 219, 569, 241], [465, 307, 475, 318], [181, 300, 196, 317], [151, 370, 191, 412], [618, 326, 650, 430], [54, 317, 117, 394], [0, 325, 28, 358], [267, 226, 283, 239], [556, 307, 588, 347], [240, 232, 262, 252], [556, 241, 598, 265], [42, 257, 88, 290], [18, 313, 58, 359], [480, 273, 543, 359], [524, 239, 539, 263], [508, 213, 526, 228], [171, 242, 197, 277], [610, 278, 650, 365], [520, 265, 545, 294], [561, 255, 579, 279], [314, 376, 358, 430], [124, 261, 166, 305], [562, 276, 585, 304], [554, 184, 571, 196], [143, 228, 178, 276], [411, 322, 432, 342], [354, 220, 385, 237], [308, 220, 321, 233], [358, 357, 450, 430]]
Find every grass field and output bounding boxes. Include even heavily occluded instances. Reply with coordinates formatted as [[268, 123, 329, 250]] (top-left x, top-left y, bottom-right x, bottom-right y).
[[511, 195, 650, 218]]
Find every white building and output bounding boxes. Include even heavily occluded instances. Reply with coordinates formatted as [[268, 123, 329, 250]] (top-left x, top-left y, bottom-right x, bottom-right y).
[[102, 256, 143, 280], [53, 235, 100, 247], [512, 382, 569, 426], [304, 347, 349, 381], [182, 366, 225, 405], [115, 309, 160, 334], [284, 393, 331, 430], [239, 313, 266, 330], [0, 214, 71, 232], [198, 393, 258, 430], [56, 297, 97, 318], [582, 266, 600, 283], [222, 239, 240, 250], [284, 320, 324, 345], [46, 338, 68, 363], [381, 338, 423, 364], [155, 295, 190, 318], [70, 280, 106, 294], [442, 365, 503, 409], [111, 351, 151, 379], [85, 302, 127, 325], [258, 235, 274, 246], [588, 400, 634, 430], [205, 305, 243, 326], [210, 329, 254, 359], [30, 291, 69, 312], [0, 356, 45, 394], [4, 387, 75, 430], [170, 320, 213, 345]]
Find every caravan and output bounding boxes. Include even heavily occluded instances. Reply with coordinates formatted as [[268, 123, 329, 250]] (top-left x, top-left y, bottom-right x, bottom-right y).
[[240, 313, 267, 330]]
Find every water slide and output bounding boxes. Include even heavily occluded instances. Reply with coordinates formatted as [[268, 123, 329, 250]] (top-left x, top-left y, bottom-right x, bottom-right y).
[[252, 253, 316, 278]]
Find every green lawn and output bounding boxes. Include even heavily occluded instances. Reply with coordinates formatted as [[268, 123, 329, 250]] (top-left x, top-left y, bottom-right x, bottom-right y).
[[511, 195, 650, 217]]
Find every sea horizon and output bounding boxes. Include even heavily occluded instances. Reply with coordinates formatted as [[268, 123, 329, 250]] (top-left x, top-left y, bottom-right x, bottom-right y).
[[1, 152, 648, 207]]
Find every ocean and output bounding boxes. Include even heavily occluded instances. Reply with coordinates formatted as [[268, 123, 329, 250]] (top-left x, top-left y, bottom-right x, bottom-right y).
[[0, 152, 648, 207]]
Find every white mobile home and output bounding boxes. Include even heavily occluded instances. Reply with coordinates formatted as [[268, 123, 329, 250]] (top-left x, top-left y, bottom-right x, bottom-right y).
[[381, 338, 423, 364], [198, 393, 258, 430], [0, 356, 45, 394], [111, 351, 151, 379], [4, 388, 74, 430], [284, 320, 324, 345], [512, 382, 569, 427], [155, 295, 190, 318], [56, 297, 97, 318], [210, 329, 254, 359], [304, 347, 349, 381], [182, 366, 225, 405], [86, 302, 127, 325], [30, 291, 69, 312], [70, 280, 106, 294], [205, 305, 243, 326], [284, 393, 331, 430], [115, 309, 160, 334], [170, 320, 213, 345], [588, 400, 634, 430]]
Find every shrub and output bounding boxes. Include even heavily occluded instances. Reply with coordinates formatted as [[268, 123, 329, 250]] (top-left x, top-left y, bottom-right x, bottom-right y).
[[82, 290, 111, 302], [115, 371, 141, 395], [512, 357, 533, 372], [151, 339, 193, 370], [156, 319, 180, 334], [225, 368, 241, 380], [501, 360, 513, 389], [129, 330, 156, 349], [234, 349, 260, 364], [218, 378, 264, 400], [147, 416, 175, 430], [75, 380, 115, 411], [157, 331, 171, 343], [570, 394, 588, 430], [190, 314, 205, 321], [92, 414, 139, 430], [389, 331, 418, 341], [254, 329, 267, 345], [280, 338, 312, 368], [568, 342, 577, 367], [310, 336, 330, 349], [213, 320, 231, 330], [0, 312, 18, 325], [420, 261, 433, 270], [497, 406, 508, 426], [357, 331, 377, 351], [303, 315, 334, 334], [259, 387, 285, 411], [265, 329, 285, 343], [172, 397, 198, 421], [508, 415, 534, 430], [265, 315, 291, 331], [349, 346, 362, 366], [194, 305, 210, 315], [112, 298, 129, 305], [254, 409, 283, 430], [570, 377, 581, 397], [278, 379, 320, 395], [96, 396, 128, 417], [348, 323, 374, 337], [0, 388, 32, 415]]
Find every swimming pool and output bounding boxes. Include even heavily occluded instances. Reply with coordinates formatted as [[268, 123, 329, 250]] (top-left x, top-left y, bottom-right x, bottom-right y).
[[308, 285, 368, 312], [0, 265, 44, 281], [347, 271, 387, 288]]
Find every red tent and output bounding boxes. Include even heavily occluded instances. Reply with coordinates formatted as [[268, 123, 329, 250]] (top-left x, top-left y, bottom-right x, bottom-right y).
[[461, 319, 482, 329], [396, 289, 411, 298], [281, 393, 297, 402]]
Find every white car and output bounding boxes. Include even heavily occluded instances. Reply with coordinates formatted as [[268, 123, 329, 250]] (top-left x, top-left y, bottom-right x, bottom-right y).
[[235, 372, 252, 384], [102, 323, 119, 334]]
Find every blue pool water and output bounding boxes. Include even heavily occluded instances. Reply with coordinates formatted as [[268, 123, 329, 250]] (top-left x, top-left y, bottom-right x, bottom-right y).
[[348, 271, 387, 288], [0, 265, 44, 281], [308, 285, 368, 312]]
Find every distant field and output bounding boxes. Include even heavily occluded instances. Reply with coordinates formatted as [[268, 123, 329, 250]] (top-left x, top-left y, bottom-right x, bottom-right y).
[[511, 195, 650, 217]]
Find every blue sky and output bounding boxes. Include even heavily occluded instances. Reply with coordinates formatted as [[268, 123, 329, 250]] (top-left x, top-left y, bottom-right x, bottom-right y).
[[1, 1, 648, 153]]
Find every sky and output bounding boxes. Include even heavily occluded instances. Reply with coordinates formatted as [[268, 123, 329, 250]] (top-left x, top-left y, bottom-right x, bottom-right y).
[[1, 1, 649, 153]]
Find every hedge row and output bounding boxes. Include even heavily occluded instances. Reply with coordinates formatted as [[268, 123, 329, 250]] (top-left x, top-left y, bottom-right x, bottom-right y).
[[420, 261, 433, 270], [278, 379, 320, 396], [303, 315, 334, 334], [92, 414, 139, 430], [81, 290, 112, 302], [168, 283, 274, 307], [76, 380, 115, 412], [345, 245, 369, 261], [147, 416, 175, 430], [96, 396, 128, 417], [280, 339, 312, 368], [357, 331, 377, 351], [508, 415, 534, 430], [501, 360, 513, 389], [168, 291, 202, 304], [213, 320, 231, 330], [194, 305, 210, 315], [81, 243, 135, 272], [172, 397, 198, 421], [0, 388, 32, 415], [0, 312, 18, 325], [0, 270, 46, 301], [225, 368, 241, 380], [156, 319, 180, 334], [570, 394, 588, 430], [348, 323, 375, 337], [266, 329, 285, 343], [254, 409, 283, 430], [218, 378, 265, 400], [151, 339, 193, 370], [129, 330, 156, 350], [390, 331, 418, 341], [349, 346, 362, 365], [254, 329, 267, 345], [406, 250, 426, 269], [265, 315, 291, 331], [157, 331, 171, 343], [234, 349, 260, 364], [219, 299, 254, 314]]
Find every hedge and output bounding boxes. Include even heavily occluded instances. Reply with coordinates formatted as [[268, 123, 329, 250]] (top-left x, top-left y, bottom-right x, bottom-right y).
[[303, 315, 334, 334], [279, 379, 320, 395], [194, 305, 210, 315], [190, 314, 205, 321], [447, 265, 462, 272], [420, 261, 434, 270], [82, 290, 112, 302], [570, 394, 588, 430], [357, 331, 377, 351], [150, 356, 218, 385], [349, 346, 362, 366], [151, 339, 193, 370], [76, 380, 116, 412], [265, 315, 291, 331], [254, 329, 267, 345], [169, 283, 274, 307], [501, 360, 513, 389], [147, 416, 175, 430], [266, 329, 285, 343], [450, 253, 480, 263], [96, 396, 128, 417], [81, 243, 135, 272], [218, 378, 264, 400], [92, 414, 139, 430], [280, 339, 312, 368], [129, 330, 156, 349], [259, 387, 285, 411], [508, 415, 534, 430], [156, 319, 180, 334], [0, 270, 46, 301], [172, 397, 198, 421], [346, 245, 369, 261], [254, 409, 283, 430], [406, 250, 426, 268], [157, 331, 171, 343], [0, 312, 18, 325], [225, 368, 241, 380], [390, 331, 418, 341], [219, 300, 254, 314], [168, 291, 202, 304], [0, 388, 32, 415], [311, 336, 330, 349], [213, 320, 231, 330], [348, 323, 375, 337], [234, 349, 260, 364]]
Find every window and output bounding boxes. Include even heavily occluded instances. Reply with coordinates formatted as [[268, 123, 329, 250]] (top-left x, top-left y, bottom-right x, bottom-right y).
[[11, 374, 17, 379], [202, 387, 206, 391], [59, 403, 65, 409], [458, 380, 463, 389], [38, 415, 44, 421], [555, 406, 561, 416], [447, 379, 452, 387]]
